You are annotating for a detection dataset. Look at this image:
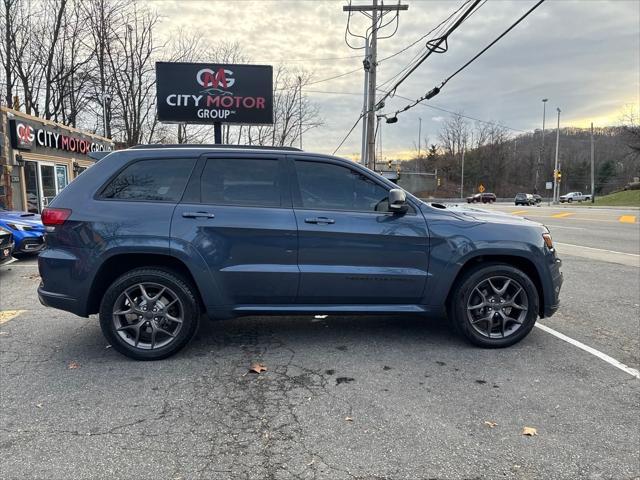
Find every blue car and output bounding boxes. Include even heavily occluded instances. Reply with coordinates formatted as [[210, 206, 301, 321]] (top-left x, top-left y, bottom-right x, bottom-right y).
[[0, 209, 46, 255], [38, 145, 562, 360]]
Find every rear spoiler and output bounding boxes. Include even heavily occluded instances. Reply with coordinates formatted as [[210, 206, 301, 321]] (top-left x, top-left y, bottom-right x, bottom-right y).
[[88, 151, 111, 162]]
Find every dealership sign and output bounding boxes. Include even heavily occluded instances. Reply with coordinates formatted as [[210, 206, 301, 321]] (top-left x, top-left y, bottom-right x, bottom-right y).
[[9, 120, 113, 154], [156, 62, 273, 124]]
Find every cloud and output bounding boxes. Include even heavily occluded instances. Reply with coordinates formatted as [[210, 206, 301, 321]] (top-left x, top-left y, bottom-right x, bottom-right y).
[[148, 0, 639, 159]]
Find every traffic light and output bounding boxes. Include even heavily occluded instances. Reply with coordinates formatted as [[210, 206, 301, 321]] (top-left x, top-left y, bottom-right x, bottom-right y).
[[387, 160, 392, 170], [557, 170, 562, 183], [437, 177, 441, 187]]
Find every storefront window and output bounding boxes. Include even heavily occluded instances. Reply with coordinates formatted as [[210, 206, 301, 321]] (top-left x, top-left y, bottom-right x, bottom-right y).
[[56, 165, 69, 190], [24, 161, 40, 213]]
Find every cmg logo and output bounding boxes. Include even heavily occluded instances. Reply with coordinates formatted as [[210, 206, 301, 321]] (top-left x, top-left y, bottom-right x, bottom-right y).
[[196, 68, 235, 89], [17, 122, 35, 143]]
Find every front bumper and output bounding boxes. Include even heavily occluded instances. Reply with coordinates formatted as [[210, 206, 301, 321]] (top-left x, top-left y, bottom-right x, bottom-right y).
[[16, 236, 45, 253], [542, 255, 563, 318], [0, 241, 14, 264]]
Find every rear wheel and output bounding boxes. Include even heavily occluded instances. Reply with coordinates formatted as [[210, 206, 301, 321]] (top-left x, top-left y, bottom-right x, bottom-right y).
[[99, 268, 200, 360], [449, 263, 539, 348]]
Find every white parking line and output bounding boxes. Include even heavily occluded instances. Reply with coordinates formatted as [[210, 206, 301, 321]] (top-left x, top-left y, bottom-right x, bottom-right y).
[[555, 242, 640, 257], [535, 323, 640, 379]]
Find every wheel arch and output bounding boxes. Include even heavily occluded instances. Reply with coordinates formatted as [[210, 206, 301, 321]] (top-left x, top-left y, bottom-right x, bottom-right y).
[[87, 253, 205, 315], [445, 254, 544, 317]]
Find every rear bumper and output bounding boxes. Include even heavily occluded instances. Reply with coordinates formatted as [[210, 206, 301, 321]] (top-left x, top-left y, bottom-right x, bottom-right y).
[[38, 285, 87, 317]]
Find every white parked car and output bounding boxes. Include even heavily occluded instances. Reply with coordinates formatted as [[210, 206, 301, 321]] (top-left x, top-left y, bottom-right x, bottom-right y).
[[559, 192, 592, 203]]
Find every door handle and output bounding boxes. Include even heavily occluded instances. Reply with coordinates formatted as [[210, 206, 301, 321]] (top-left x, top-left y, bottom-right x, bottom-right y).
[[305, 217, 335, 224], [182, 211, 215, 219]]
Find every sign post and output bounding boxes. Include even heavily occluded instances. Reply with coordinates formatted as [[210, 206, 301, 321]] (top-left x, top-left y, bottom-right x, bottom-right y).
[[155, 62, 274, 144], [546, 181, 553, 206]]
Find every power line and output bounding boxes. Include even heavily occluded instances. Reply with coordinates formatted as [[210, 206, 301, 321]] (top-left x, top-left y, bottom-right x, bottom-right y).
[[303, 87, 526, 133], [306, 67, 362, 86], [376, 0, 482, 109], [383, 0, 546, 123], [388, 92, 527, 133], [440, 0, 546, 88], [377, 0, 473, 65], [333, 112, 365, 155]]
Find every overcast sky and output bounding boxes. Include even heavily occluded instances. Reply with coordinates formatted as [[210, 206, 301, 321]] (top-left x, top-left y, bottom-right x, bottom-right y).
[[151, 0, 639, 159]]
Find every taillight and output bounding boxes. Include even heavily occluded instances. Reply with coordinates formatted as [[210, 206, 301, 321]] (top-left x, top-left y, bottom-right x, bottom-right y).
[[42, 208, 72, 226], [542, 232, 553, 249]]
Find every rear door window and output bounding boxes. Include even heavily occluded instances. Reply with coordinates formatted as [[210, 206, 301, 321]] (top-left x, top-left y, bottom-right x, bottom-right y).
[[101, 158, 196, 202], [200, 158, 282, 207]]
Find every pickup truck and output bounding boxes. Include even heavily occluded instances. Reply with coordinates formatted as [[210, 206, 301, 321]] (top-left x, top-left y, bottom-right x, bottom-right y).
[[559, 192, 592, 203]]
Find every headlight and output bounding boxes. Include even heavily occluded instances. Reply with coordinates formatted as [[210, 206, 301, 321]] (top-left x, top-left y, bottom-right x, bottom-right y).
[[6, 222, 32, 231]]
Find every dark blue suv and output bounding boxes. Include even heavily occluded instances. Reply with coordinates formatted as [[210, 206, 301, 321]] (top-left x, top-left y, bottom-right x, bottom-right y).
[[38, 145, 562, 360]]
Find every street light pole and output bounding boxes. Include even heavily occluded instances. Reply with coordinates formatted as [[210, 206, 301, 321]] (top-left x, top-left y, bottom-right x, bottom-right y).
[[553, 107, 561, 203]]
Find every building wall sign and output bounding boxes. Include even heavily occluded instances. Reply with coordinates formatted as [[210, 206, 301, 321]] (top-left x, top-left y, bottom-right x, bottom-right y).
[[9, 120, 113, 154], [156, 62, 273, 125]]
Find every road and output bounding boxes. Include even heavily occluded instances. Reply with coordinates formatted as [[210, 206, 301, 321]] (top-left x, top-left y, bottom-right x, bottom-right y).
[[0, 205, 638, 480], [479, 202, 640, 255]]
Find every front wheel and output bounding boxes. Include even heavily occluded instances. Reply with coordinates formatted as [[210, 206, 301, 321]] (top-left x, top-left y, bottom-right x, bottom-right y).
[[99, 268, 200, 360], [449, 263, 539, 348]]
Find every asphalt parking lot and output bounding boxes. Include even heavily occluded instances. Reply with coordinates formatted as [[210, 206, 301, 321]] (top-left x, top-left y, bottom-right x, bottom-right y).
[[1, 205, 638, 480]]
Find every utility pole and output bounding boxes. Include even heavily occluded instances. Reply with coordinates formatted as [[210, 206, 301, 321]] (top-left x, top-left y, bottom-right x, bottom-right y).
[[365, 0, 379, 169], [102, 93, 111, 138], [360, 41, 369, 166], [553, 107, 561, 204], [535, 98, 547, 194], [343, 1, 408, 168], [590, 122, 595, 203]]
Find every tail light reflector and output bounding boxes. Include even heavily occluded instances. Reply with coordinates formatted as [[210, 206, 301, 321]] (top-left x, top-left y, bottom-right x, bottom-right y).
[[42, 208, 72, 226]]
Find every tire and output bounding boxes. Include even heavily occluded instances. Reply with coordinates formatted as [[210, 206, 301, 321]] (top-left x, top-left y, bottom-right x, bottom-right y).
[[568, 198, 573, 203], [448, 263, 539, 348], [99, 268, 200, 360]]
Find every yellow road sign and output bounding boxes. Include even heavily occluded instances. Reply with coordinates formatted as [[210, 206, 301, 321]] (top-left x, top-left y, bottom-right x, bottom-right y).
[[478, 184, 485, 193]]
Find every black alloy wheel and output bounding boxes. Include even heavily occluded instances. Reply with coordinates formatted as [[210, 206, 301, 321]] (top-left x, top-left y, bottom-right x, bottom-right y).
[[99, 268, 200, 360], [449, 263, 539, 348]]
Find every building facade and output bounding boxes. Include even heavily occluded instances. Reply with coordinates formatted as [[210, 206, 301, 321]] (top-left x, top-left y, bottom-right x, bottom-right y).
[[0, 107, 114, 213]]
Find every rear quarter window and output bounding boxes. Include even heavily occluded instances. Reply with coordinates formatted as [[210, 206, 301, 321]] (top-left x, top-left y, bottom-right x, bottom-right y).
[[100, 158, 196, 202]]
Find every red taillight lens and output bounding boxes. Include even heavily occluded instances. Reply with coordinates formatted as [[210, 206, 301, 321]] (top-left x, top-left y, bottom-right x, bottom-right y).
[[42, 208, 72, 226]]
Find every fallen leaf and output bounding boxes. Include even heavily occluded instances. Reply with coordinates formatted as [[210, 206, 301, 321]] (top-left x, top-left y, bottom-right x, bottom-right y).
[[36, 403, 43, 409], [68, 361, 81, 369], [249, 362, 267, 374], [484, 421, 498, 428], [522, 426, 538, 436], [345, 416, 353, 422]]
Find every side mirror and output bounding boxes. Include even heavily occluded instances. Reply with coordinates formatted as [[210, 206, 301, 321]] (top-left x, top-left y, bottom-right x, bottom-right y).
[[388, 188, 408, 213]]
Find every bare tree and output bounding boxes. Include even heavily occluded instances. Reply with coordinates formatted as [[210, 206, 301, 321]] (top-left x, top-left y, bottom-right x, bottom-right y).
[[106, 4, 160, 146]]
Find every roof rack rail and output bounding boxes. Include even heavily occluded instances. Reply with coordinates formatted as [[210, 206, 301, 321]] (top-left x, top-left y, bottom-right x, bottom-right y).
[[88, 151, 112, 161], [128, 144, 303, 152]]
